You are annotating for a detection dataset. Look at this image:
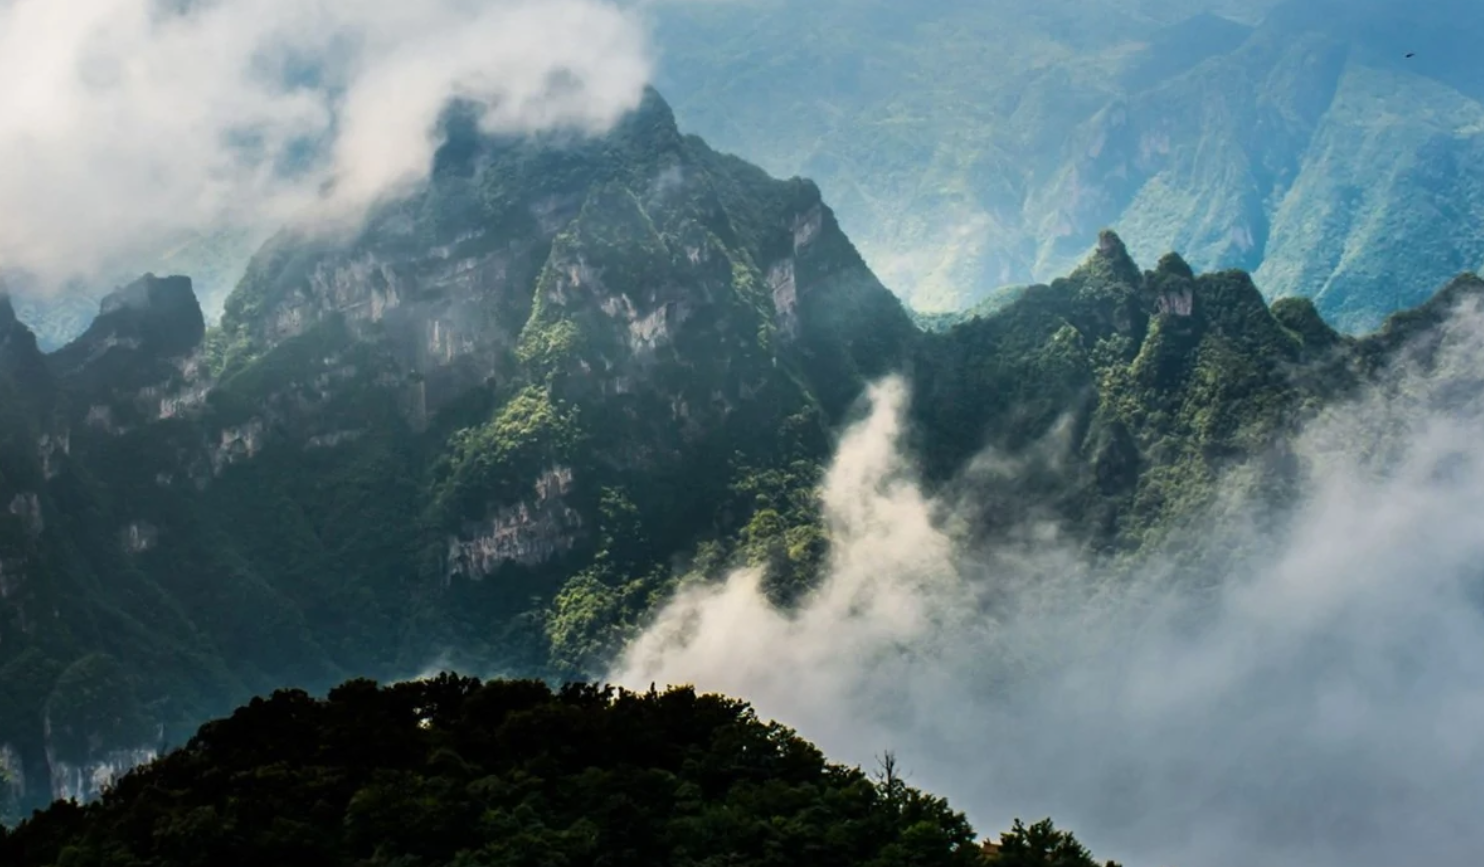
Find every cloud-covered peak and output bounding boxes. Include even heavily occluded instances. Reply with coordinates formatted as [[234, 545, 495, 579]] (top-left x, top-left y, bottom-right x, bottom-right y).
[[0, 0, 654, 290]]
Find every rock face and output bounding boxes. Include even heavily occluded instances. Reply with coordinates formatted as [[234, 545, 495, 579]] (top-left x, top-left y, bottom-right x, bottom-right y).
[[50, 274, 204, 379], [446, 466, 582, 581], [0, 742, 23, 821]]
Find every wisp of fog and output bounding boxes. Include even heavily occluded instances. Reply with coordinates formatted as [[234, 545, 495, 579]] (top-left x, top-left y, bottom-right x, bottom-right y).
[[613, 300, 1484, 867], [0, 0, 651, 288]]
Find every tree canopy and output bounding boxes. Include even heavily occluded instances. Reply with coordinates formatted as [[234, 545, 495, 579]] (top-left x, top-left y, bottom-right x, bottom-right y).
[[0, 676, 1121, 867]]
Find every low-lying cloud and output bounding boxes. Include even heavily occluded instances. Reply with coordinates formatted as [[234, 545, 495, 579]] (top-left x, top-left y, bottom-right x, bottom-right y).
[[0, 0, 652, 290], [613, 300, 1484, 867]]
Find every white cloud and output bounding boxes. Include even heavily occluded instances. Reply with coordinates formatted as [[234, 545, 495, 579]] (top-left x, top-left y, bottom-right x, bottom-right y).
[[612, 300, 1484, 867], [0, 0, 652, 289]]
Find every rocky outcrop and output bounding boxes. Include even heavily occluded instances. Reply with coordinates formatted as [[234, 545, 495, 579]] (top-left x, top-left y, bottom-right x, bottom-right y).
[[35, 431, 69, 479], [0, 742, 23, 822], [6, 493, 42, 538], [120, 522, 158, 555], [210, 420, 266, 476], [0, 292, 55, 415], [1155, 287, 1194, 316], [50, 274, 204, 377], [0, 558, 19, 601], [768, 259, 799, 337], [446, 467, 582, 581], [47, 747, 158, 805]]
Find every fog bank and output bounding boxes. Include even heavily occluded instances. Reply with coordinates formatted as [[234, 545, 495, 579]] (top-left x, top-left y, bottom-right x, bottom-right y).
[[0, 0, 652, 290], [614, 301, 1484, 867]]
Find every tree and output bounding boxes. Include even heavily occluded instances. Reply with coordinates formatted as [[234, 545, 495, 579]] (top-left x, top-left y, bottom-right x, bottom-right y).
[[873, 750, 909, 812], [989, 817, 1122, 867]]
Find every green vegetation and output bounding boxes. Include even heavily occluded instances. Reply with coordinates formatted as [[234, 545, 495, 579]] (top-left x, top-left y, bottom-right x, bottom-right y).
[[0, 676, 1117, 867], [2, 85, 1480, 828], [0, 89, 912, 816], [432, 387, 582, 522], [987, 818, 1121, 867]]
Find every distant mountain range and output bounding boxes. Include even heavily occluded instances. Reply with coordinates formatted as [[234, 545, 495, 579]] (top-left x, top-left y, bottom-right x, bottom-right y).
[[651, 0, 1484, 331]]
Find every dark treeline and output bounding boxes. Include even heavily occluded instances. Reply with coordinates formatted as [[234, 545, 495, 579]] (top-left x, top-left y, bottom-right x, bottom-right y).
[[0, 675, 1116, 867]]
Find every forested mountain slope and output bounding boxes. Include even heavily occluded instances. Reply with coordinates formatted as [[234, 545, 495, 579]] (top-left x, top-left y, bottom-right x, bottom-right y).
[[1, 87, 1478, 823]]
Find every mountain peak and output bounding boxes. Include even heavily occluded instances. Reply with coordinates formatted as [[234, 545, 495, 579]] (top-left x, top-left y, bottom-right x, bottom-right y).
[[50, 274, 205, 383], [91, 274, 204, 355], [1071, 229, 1143, 287], [0, 290, 39, 356], [607, 85, 684, 161], [636, 85, 676, 126], [1096, 229, 1128, 258], [0, 289, 53, 413], [1154, 252, 1195, 280], [98, 273, 196, 318], [1271, 295, 1342, 350]]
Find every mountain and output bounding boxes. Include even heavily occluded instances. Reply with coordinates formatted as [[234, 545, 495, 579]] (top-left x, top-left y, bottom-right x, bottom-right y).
[[649, 0, 1484, 331], [0, 86, 1477, 823], [0, 675, 1118, 867], [5, 229, 266, 353], [0, 89, 912, 819]]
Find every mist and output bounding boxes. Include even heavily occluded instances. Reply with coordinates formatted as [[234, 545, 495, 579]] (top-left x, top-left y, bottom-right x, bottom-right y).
[[612, 299, 1484, 867], [0, 0, 652, 291]]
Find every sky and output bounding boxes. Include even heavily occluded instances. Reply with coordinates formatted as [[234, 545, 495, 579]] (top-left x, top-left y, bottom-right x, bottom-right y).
[[613, 299, 1484, 867], [0, 0, 652, 290]]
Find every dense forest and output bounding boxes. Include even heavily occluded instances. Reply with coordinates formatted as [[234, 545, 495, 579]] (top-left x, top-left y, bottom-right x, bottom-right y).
[[0, 676, 1118, 867]]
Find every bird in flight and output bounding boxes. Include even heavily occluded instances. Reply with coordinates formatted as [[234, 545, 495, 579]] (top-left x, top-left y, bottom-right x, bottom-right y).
[[1406, 52, 1416, 58]]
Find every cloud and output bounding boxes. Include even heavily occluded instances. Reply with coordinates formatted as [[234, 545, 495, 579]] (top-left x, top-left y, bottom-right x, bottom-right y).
[[612, 299, 1484, 867], [0, 0, 652, 291]]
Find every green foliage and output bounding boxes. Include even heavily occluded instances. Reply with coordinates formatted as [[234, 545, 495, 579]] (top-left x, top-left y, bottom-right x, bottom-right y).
[[989, 818, 1121, 867], [515, 314, 583, 377], [905, 230, 1436, 557], [728, 458, 827, 603], [1, 676, 995, 867], [432, 387, 581, 522], [542, 571, 645, 680]]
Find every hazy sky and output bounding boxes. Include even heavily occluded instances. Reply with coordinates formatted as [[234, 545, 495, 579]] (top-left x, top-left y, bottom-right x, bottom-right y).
[[0, 0, 652, 288], [613, 300, 1484, 867]]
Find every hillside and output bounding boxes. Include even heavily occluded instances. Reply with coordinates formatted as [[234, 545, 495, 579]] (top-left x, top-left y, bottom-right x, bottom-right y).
[[0, 676, 1119, 867], [0, 86, 1479, 827], [650, 0, 1484, 330]]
